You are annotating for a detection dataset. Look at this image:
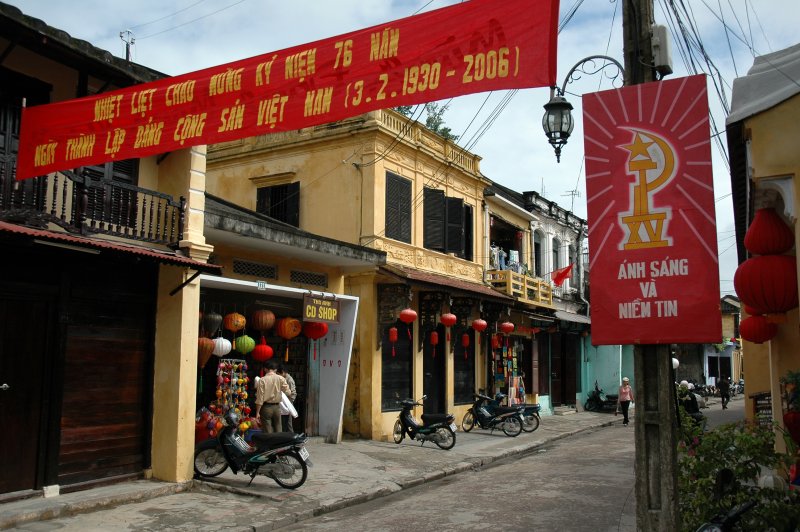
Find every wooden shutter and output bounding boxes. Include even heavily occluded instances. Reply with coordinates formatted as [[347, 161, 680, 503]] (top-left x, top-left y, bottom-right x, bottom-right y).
[[445, 197, 464, 256], [385, 172, 411, 243], [285, 181, 300, 227], [423, 188, 445, 251], [463, 204, 473, 260]]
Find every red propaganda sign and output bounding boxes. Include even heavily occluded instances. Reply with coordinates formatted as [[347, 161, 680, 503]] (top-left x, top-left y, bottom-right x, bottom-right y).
[[583, 75, 721, 345], [16, 0, 559, 180]]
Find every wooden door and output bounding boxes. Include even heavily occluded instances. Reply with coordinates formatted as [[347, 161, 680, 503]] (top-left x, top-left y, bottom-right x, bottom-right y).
[[0, 290, 54, 494], [423, 325, 446, 414], [550, 333, 563, 405]]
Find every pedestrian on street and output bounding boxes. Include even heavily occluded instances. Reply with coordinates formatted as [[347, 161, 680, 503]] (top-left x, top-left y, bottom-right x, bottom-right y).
[[718, 376, 731, 410], [617, 377, 634, 426], [255, 360, 291, 433], [278, 364, 297, 432]]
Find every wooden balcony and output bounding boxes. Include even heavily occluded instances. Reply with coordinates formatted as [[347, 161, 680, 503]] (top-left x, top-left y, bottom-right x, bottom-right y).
[[0, 160, 185, 247], [485, 269, 555, 308]]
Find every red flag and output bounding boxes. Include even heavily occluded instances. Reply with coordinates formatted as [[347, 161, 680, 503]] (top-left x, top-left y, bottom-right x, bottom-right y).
[[551, 264, 573, 286]]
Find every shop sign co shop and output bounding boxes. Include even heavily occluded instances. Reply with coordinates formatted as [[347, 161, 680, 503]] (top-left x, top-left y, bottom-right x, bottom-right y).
[[200, 275, 357, 443]]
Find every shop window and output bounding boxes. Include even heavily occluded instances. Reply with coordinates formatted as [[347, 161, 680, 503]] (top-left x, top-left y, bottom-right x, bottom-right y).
[[256, 182, 300, 227], [381, 321, 412, 411], [423, 187, 473, 259], [453, 327, 475, 404], [552, 237, 561, 271], [385, 172, 411, 243]]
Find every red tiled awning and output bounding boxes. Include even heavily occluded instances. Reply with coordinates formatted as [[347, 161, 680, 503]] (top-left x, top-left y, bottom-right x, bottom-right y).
[[380, 264, 514, 302], [0, 221, 221, 273]]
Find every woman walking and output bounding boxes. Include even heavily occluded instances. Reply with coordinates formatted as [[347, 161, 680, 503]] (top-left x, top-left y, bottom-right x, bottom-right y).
[[617, 377, 634, 426]]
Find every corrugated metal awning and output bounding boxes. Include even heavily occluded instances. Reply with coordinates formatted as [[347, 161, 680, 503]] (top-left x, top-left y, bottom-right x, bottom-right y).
[[555, 310, 591, 324]]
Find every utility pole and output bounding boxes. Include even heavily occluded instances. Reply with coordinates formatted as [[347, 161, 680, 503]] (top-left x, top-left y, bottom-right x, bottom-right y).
[[623, 0, 680, 530]]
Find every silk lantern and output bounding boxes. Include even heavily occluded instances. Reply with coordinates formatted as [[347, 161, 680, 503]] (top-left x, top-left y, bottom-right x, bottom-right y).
[[203, 312, 223, 337], [198, 337, 215, 369], [744, 207, 794, 255], [224, 312, 246, 350], [252, 337, 274, 362], [251, 309, 276, 332], [430, 330, 439, 358], [740, 315, 778, 344], [734, 255, 798, 315], [303, 321, 328, 360], [440, 313, 457, 342], [276, 317, 302, 361], [235, 334, 255, 355], [399, 308, 417, 339], [212, 337, 232, 357], [389, 326, 399, 357]]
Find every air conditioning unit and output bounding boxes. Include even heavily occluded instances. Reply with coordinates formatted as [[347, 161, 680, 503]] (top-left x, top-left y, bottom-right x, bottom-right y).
[[652, 24, 673, 77]]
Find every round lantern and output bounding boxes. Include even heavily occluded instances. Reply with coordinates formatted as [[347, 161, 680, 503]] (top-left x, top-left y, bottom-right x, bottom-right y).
[[744, 207, 794, 255], [440, 313, 457, 342], [744, 304, 763, 316], [251, 309, 276, 332], [461, 332, 470, 360], [212, 337, 232, 357], [252, 337, 274, 362], [276, 317, 302, 362], [734, 255, 798, 315], [224, 312, 246, 333], [430, 330, 439, 358], [740, 315, 778, 344], [491, 334, 501, 350], [389, 326, 399, 357], [303, 321, 329, 360], [499, 322, 515, 334], [198, 337, 215, 369], [235, 334, 255, 355], [399, 308, 417, 339], [203, 312, 223, 337], [471, 319, 488, 333]]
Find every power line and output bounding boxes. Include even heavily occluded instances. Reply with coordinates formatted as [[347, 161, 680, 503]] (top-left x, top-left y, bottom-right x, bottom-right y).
[[139, 0, 248, 40], [129, 0, 210, 30]]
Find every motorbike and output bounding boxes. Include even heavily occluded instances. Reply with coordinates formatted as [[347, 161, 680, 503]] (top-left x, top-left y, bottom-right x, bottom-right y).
[[584, 381, 618, 412], [462, 393, 524, 437], [194, 409, 311, 489], [695, 468, 757, 532], [488, 392, 541, 432], [392, 395, 457, 449]]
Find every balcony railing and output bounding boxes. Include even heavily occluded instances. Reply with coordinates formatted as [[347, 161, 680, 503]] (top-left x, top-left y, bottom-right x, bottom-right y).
[[485, 269, 555, 308], [0, 159, 185, 247]]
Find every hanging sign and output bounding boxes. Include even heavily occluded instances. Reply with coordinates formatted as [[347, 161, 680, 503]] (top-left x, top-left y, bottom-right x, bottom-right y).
[[16, 0, 559, 180], [583, 75, 721, 345], [303, 294, 340, 324]]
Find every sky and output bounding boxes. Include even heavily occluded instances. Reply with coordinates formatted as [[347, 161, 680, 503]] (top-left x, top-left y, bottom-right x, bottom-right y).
[[8, 0, 798, 298]]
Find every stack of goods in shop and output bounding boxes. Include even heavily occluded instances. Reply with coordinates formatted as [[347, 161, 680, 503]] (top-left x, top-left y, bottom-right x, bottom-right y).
[[199, 359, 256, 441]]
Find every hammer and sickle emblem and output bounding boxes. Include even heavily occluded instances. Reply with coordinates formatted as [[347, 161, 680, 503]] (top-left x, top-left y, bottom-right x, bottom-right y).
[[619, 129, 676, 250]]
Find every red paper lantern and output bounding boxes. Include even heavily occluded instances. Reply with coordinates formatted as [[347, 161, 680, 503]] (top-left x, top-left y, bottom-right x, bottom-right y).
[[743, 304, 763, 316], [471, 319, 488, 332], [303, 322, 329, 360], [739, 315, 778, 344], [389, 327, 399, 357], [461, 333, 470, 360], [744, 208, 794, 255], [399, 308, 417, 339], [491, 334, 501, 350], [251, 337, 274, 362], [441, 313, 457, 341], [734, 255, 798, 314], [499, 321, 515, 334], [430, 330, 439, 358]]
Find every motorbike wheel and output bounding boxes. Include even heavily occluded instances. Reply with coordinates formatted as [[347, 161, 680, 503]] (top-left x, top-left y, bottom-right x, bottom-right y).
[[461, 410, 475, 432], [392, 419, 404, 444], [502, 416, 523, 437], [269, 450, 308, 489], [522, 414, 540, 433], [434, 426, 456, 450], [193, 442, 228, 477]]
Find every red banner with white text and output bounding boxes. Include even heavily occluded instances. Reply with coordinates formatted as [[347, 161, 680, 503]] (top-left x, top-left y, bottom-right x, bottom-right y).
[[17, 0, 559, 180], [583, 75, 721, 345]]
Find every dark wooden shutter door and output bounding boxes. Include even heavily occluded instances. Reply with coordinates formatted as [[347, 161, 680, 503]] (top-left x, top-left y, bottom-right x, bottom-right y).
[[256, 186, 270, 216], [285, 181, 300, 227], [445, 197, 464, 256], [423, 188, 445, 251], [463, 204, 473, 260], [385, 173, 411, 243]]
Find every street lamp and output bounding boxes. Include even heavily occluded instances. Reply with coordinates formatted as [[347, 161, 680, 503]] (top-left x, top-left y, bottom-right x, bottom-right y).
[[542, 55, 624, 162]]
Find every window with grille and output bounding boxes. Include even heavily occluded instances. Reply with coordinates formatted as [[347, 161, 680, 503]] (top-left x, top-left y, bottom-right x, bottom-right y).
[[290, 270, 327, 288], [256, 182, 300, 227], [423, 187, 472, 259], [385, 172, 411, 243], [233, 259, 277, 279]]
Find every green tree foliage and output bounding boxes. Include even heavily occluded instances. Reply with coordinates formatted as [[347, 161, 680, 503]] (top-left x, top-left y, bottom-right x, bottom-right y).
[[392, 103, 459, 142], [677, 406, 800, 531]]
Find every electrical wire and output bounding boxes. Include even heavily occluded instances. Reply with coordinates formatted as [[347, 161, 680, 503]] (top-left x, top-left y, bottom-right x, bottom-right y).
[[139, 0, 248, 40], [129, 0, 210, 30]]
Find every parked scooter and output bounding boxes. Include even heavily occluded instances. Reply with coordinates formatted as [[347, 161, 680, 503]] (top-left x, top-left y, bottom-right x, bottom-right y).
[[194, 410, 311, 489], [695, 468, 757, 532], [392, 395, 457, 450], [488, 392, 541, 432], [462, 393, 524, 437], [584, 381, 618, 412]]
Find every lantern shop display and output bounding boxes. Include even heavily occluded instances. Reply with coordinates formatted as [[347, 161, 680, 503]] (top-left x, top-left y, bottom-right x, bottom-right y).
[[276, 317, 302, 361], [303, 321, 329, 360], [251, 336, 274, 362], [223, 312, 247, 350], [198, 337, 215, 369], [209, 359, 254, 434], [212, 337, 232, 357], [251, 309, 276, 333], [202, 311, 223, 337], [235, 334, 256, 355]]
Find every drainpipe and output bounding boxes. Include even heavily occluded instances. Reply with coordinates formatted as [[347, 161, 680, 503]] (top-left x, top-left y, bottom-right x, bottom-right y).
[[577, 225, 590, 317]]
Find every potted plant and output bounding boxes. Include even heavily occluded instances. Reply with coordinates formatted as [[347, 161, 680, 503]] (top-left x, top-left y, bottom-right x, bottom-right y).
[[780, 370, 800, 445]]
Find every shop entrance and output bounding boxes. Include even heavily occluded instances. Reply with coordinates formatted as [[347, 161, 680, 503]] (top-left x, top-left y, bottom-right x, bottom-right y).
[[422, 324, 446, 414]]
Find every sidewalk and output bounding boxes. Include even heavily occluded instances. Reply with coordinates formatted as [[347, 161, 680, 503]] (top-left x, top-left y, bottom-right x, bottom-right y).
[[2, 411, 618, 531]]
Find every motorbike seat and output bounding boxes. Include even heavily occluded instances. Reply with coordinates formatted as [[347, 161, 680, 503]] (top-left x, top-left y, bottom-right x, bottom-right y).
[[493, 406, 521, 414], [421, 413, 451, 424], [250, 431, 299, 447]]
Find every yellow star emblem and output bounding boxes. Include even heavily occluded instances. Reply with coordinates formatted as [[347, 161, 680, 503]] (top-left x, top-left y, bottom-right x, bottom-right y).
[[623, 133, 654, 160]]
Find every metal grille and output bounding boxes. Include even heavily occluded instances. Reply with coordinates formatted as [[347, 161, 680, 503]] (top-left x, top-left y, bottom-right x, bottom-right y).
[[290, 269, 328, 288], [233, 259, 277, 279]]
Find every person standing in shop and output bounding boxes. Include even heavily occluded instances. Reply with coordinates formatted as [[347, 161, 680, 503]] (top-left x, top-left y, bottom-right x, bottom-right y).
[[278, 365, 297, 432], [255, 360, 291, 433], [617, 377, 634, 426]]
